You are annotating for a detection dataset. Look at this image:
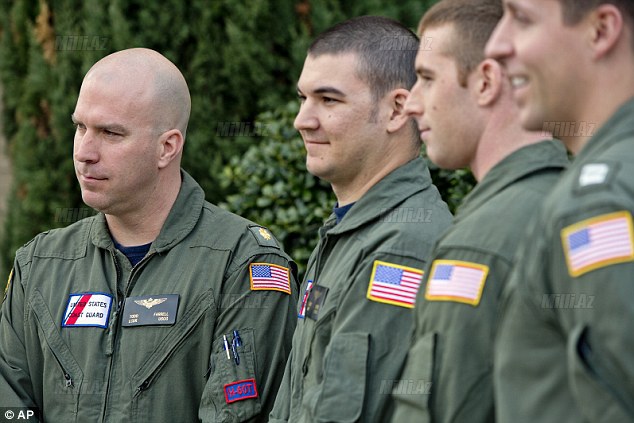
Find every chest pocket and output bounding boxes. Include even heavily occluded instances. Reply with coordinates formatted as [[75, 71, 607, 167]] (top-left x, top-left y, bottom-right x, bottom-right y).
[[300, 285, 370, 422], [129, 289, 215, 422], [301, 285, 342, 383], [303, 332, 369, 423]]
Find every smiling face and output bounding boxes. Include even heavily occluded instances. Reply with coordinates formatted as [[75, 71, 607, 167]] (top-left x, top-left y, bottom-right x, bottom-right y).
[[485, 0, 591, 130], [72, 72, 162, 216], [404, 24, 482, 169], [295, 53, 391, 186]]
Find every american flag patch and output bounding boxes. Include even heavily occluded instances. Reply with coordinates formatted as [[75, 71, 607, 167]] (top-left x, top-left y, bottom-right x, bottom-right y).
[[425, 260, 489, 306], [366, 261, 423, 308], [249, 263, 291, 294], [561, 211, 634, 277]]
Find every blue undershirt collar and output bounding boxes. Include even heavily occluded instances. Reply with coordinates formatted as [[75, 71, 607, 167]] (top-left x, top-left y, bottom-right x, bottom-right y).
[[113, 239, 152, 267], [333, 202, 356, 224]]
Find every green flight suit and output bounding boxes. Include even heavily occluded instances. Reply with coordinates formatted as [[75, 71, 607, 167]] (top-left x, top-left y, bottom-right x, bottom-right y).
[[392, 141, 569, 422], [0, 170, 299, 422], [495, 98, 634, 422], [269, 158, 453, 423]]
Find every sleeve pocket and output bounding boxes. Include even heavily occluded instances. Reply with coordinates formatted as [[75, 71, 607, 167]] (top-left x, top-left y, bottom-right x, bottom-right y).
[[200, 328, 262, 423], [391, 331, 436, 423], [306, 332, 369, 423], [568, 325, 634, 422]]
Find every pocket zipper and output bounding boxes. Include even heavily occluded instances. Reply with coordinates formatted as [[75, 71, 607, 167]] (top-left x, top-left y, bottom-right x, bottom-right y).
[[50, 348, 74, 388]]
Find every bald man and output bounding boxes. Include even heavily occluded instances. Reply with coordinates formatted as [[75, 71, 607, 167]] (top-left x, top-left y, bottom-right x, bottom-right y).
[[0, 48, 299, 422]]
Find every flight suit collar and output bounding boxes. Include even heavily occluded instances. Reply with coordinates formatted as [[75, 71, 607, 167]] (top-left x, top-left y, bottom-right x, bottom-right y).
[[456, 140, 568, 219], [323, 157, 433, 235], [90, 169, 205, 253], [576, 96, 634, 163]]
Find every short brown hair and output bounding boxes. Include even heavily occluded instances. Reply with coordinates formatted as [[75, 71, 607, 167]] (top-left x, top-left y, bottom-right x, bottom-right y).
[[555, 0, 634, 26], [308, 16, 419, 102], [418, 0, 503, 87]]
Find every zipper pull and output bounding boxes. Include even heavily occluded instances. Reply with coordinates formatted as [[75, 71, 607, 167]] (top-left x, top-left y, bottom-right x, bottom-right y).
[[64, 373, 73, 388], [136, 380, 149, 394]]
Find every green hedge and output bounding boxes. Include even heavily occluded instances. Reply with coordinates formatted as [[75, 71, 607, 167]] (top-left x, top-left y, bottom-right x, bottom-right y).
[[0, 0, 468, 285], [220, 101, 333, 273]]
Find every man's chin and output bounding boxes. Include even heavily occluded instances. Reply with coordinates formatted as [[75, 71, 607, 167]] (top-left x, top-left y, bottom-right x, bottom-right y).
[[305, 160, 329, 179], [518, 105, 549, 134], [80, 195, 107, 214]]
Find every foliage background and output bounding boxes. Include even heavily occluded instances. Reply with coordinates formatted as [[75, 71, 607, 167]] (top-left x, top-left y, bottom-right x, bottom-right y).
[[0, 0, 475, 285]]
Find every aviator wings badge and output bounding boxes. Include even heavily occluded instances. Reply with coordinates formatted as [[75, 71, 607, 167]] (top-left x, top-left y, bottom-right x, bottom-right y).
[[134, 297, 168, 309]]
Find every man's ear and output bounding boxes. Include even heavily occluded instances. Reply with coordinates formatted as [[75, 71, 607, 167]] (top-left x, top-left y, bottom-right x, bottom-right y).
[[588, 4, 624, 60], [474, 59, 503, 108], [386, 88, 412, 134], [157, 129, 184, 169]]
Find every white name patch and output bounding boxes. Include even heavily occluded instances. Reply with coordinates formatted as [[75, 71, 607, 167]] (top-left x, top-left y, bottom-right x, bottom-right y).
[[62, 293, 113, 328]]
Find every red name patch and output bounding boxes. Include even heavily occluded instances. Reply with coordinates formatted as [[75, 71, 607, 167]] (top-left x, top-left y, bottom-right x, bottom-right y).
[[224, 379, 258, 404]]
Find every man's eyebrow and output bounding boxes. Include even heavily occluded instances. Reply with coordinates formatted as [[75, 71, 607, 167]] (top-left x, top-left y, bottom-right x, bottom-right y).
[[505, 1, 522, 14], [97, 123, 128, 133], [70, 114, 128, 133], [415, 64, 434, 76], [297, 85, 346, 97]]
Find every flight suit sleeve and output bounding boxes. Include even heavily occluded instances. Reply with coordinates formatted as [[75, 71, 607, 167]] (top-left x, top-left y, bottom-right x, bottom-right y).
[[0, 262, 38, 408], [301, 253, 425, 422], [391, 249, 509, 423], [495, 207, 634, 423], [494, 216, 583, 423], [551, 208, 634, 421], [198, 242, 299, 423]]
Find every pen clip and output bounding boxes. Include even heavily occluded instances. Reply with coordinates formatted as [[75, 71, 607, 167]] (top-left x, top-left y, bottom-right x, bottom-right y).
[[231, 330, 241, 365], [233, 330, 242, 347], [231, 341, 240, 366], [223, 334, 231, 360]]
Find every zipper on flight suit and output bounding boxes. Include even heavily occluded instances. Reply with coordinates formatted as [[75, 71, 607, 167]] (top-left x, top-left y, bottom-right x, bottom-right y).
[[101, 249, 123, 421], [101, 250, 155, 420]]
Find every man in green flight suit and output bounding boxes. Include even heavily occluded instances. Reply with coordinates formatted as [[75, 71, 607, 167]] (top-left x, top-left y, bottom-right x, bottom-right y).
[[269, 16, 452, 422], [0, 48, 299, 422], [391, 0, 568, 421], [486, 0, 634, 421]]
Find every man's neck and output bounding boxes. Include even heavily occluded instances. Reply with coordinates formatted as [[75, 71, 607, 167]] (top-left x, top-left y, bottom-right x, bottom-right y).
[[105, 174, 181, 246], [563, 55, 634, 154], [562, 92, 634, 155], [331, 154, 415, 206], [106, 213, 164, 246], [471, 111, 547, 182]]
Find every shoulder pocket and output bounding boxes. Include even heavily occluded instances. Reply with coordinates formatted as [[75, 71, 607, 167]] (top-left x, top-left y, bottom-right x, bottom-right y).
[[568, 325, 634, 421], [200, 328, 261, 422]]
